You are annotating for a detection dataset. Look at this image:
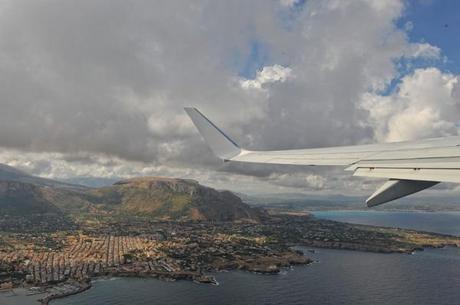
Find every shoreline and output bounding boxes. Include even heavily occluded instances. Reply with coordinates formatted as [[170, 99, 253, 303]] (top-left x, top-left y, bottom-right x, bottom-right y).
[[2, 243, 457, 305], [1, 212, 459, 304], [39, 281, 91, 305], [31, 256, 313, 304], [36, 244, 459, 304], [312, 209, 460, 214], [16, 246, 460, 305], [299, 240, 459, 254]]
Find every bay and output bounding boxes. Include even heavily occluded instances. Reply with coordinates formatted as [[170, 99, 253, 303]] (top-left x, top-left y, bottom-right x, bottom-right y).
[[53, 211, 460, 305], [313, 210, 460, 236]]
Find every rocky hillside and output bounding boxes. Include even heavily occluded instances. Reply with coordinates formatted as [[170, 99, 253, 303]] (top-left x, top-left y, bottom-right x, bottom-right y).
[[0, 164, 262, 223], [86, 177, 262, 221], [0, 181, 61, 215]]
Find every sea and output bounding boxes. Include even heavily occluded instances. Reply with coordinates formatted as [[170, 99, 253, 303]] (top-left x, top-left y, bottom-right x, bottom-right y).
[[53, 211, 460, 305]]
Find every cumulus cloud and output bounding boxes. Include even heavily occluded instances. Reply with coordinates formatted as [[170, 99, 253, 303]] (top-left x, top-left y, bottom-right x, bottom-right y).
[[279, 0, 302, 7], [0, 0, 457, 195], [406, 43, 441, 59], [240, 65, 293, 90], [268, 172, 326, 190], [362, 68, 460, 142]]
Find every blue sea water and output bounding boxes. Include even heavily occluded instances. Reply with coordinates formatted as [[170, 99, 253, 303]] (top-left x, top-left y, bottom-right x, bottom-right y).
[[313, 210, 460, 236], [53, 211, 460, 305]]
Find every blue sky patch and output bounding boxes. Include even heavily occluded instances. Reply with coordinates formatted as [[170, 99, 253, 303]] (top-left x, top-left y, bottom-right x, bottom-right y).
[[399, 0, 460, 74]]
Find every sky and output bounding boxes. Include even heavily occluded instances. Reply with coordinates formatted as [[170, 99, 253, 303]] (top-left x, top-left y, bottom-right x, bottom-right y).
[[1, 0, 460, 196]]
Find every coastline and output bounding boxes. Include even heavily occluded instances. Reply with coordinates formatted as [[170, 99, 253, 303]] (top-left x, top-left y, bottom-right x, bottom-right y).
[[0, 288, 47, 305], [312, 210, 460, 237], [42, 247, 460, 305], [2, 211, 460, 305], [39, 281, 91, 305], [312, 209, 460, 214], [30, 252, 312, 305], [3, 242, 457, 305], [31, 258, 311, 304], [38, 244, 460, 304]]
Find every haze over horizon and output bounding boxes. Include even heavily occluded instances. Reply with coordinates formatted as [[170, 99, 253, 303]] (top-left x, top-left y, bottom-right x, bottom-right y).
[[1, 0, 460, 196]]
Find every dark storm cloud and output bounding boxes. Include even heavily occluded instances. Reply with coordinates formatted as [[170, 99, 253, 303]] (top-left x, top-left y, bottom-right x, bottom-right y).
[[0, 1, 286, 162], [0, 0, 455, 193]]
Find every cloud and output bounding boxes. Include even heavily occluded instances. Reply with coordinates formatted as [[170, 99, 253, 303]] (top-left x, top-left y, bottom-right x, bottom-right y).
[[362, 68, 460, 142], [279, 0, 303, 8], [0, 0, 457, 195], [405, 43, 441, 60], [268, 172, 326, 190], [240, 65, 293, 90]]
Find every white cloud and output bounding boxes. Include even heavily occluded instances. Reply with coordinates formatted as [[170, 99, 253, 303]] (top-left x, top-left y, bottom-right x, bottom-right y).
[[0, 0, 458, 195], [362, 68, 460, 142], [148, 113, 194, 137], [240, 65, 293, 90], [268, 172, 326, 189], [406, 42, 441, 60], [279, 0, 301, 7], [403, 21, 414, 32]]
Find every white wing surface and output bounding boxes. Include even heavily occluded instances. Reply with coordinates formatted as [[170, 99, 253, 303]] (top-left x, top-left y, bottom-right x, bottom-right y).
[[185, 107, 460, 207]]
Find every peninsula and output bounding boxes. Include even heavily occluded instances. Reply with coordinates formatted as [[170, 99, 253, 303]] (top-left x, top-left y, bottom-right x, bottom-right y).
[[0, 164, 459, 304]]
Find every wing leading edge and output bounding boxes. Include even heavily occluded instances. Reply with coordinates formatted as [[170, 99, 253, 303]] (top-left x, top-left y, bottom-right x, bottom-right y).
[[185, 107, 460, 207]]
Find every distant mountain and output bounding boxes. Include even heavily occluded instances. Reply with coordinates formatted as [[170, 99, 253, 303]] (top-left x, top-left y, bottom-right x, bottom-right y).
[[0, 180, 62, 215], [242, 192, 460, 212], [0, 164, 87, 190], [0, 164, 262, 223], [0, 167, 79, 231], [62, 176, 121, 188], [240, 192, 361, 206]]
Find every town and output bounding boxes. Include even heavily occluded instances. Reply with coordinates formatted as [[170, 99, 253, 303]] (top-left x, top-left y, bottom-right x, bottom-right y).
[[1, 214, 459, 294]]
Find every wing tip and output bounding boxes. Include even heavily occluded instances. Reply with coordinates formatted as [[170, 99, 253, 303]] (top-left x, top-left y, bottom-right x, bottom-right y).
[[184, 107, 241, 160]]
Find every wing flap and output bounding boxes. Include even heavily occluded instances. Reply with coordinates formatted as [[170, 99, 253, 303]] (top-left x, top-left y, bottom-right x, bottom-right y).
[[346, 157, 460, 171], [232, 150, 364, 166], [353, 167, 460, 183], [366, 180, 439, 207]]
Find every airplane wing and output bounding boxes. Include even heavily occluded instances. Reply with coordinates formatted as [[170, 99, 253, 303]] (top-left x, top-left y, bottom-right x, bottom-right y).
[[185, 107, 460, 207]]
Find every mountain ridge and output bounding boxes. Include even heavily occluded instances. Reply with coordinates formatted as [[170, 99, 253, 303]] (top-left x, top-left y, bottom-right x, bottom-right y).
[[0, 164, 88, 190], [0, 164, 262, 223]]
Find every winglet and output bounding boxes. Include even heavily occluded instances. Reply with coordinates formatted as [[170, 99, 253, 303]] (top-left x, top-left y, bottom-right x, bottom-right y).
[[184, 107, 241, 160]]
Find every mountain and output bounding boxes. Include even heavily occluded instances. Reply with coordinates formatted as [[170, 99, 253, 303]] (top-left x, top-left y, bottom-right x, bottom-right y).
[[84, 177, 262, 221], [0, 179, 82, 232], [242, 192, 460, 212], [0, 164, 87, 190], [0, 181, 62, 215], [0, 164, 262, 223]]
